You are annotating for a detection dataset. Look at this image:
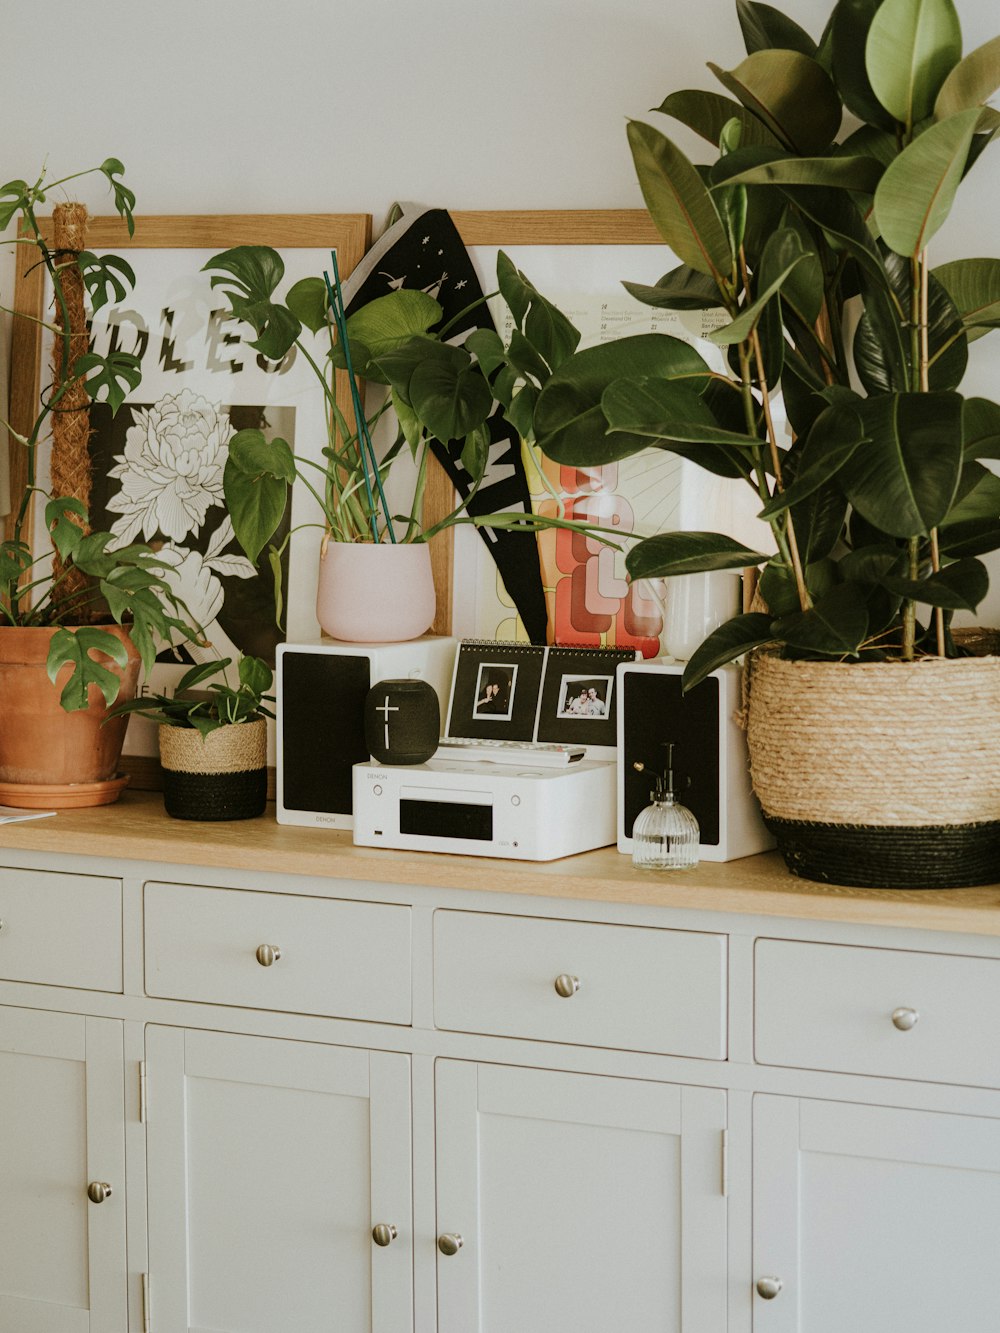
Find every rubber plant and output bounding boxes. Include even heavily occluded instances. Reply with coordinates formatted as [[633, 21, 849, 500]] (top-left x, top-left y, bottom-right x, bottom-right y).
[[0, 161, 196, 707], [529, 0, 1000, 689]]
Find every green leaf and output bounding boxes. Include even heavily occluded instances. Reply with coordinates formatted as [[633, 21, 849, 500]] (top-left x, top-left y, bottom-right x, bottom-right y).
[[460, 424, 491, 482], [934, 258, 1000, 340], [286, 277, 328, 334], [506, 328, 551, 385], [854, 250, 967, 393], [681, 612, 775, 691], [939, 461, 1000, 526], [0, 540, 33, 594], [408, 348, 493, 442], [881, 556, 989, 610], [224, 462, 287, 565], [75, 351, 141, 415], [841, 392, 964, 536], [625, 531, 769, 582], [716, 153, 884, 193], [737, 0, 818, 56], [935, 33, 1000, 120], [497, 253, 582, 372], [759, 403, 867, 518], [464, 328, 507, 376], [708, 50, 843, 155], [623, 266, 722, 311], [708, 239, 813, 344], [229, 428, 296, 481], [78, 252, 135, 313], [238, 655, 273, 697], [937, 519, 1000, 558], [204, 246, 300, 361], [44, 497, 88, 560], [759, 223, 825, 324], [505, 382, 539, 441], [626, 121, 733, 281], [601, 378, 760, 478], [832, 0, 899, 129], [534, 334, 713, 467], [0, 179, 28, 230], [962, 396, 1000, 458], [99, 159, 135, 236], [782, 185, 888, 288], [340, 289, 443, 367], [46, 627, 130, 711], [773, 581, 869, 655], [654, 90, 781, 149], [866, 0, 963, 127], [873, 108, 981, 257]]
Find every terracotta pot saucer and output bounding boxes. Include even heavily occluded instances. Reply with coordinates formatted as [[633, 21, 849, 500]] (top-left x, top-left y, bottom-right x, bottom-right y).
[[0, 773, 130, 810]]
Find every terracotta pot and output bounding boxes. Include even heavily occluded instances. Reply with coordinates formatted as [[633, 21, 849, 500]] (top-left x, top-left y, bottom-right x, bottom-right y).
[[0, 624, 141, 805], [158, 718, 268, 821], [316, 541, 435, 643]]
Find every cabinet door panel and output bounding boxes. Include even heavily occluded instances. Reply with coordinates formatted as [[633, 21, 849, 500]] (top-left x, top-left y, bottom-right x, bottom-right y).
[[754, 1094, 1000, 1333], [146, 1027, 412, 1333], [0, 1007, 126, 1332], [436, 1060, 726, 1333]]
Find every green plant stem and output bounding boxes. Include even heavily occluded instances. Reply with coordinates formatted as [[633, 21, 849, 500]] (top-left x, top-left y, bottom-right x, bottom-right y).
[[405, 441, 430, 542]]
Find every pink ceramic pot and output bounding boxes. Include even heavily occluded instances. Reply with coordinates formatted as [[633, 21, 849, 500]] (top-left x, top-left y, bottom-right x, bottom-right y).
[[316, 541, 436, 643]]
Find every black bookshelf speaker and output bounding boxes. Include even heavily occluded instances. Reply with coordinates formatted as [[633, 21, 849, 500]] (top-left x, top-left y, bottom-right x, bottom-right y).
[[365, 678, 440, 765], [617, 661, 773, 862]]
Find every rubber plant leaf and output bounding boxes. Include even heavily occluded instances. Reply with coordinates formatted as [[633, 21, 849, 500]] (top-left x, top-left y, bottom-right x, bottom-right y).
[[601, 378, 760, 450], [708, 50, 843, 155], [865, 0, 963, 128], [934, 258, 1000, 341], [854, 252, 967, 394], [939, 462, 1000, 526], [831, 0, 898, 129], [46, 627, 129, 712], [935, 34, 1000, 122], [737, 0, 817, 56], [623, 266, 722, 312], [873, 107, 982, 257], [534, 333, 712, 467], [716, 154, 884, 193], [626, 121, 733, 283], [625, 531, 770, 582], [840, 391, 964, 536], [707, 242, 813, 345], [881, 555, 989, 610], [654, 90, 780, 149], [962, 396, 1000, 458], [758, 403, 867, 519], [757, 223, 825, 325], [772, 581, 870, 655], [681, 612, 775, 692]]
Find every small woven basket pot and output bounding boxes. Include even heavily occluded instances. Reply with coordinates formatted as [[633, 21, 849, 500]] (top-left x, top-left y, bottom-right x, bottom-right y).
[[158, 719, 267, 821], [745, 650, 1000, 889]]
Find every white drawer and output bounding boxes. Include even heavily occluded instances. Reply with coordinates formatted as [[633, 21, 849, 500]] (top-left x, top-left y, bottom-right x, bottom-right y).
[[755, 938, 1000, 1088], [144, 881, 411, 1023], [0, 866, 122, 991], [434, 909, 727, 1058]]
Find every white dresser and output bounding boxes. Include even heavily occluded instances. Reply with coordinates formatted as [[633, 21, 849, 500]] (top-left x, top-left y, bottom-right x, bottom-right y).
[[1, 795, 999, 1333]]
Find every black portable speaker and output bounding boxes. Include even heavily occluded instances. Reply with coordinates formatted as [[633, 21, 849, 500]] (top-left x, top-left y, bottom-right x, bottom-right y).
[[365, 679, 440, 766]]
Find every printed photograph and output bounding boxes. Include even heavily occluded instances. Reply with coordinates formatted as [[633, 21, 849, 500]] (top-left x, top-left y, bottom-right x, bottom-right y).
[[556, 674, 613, 720], [473, 663, 518, 720]]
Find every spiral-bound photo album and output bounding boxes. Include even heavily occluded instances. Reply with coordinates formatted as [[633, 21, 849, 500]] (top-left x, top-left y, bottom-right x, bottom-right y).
[[445, 640, 639, 749]]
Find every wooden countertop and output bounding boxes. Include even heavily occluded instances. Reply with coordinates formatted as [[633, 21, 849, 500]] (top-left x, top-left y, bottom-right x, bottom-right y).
[[1, 791, 999, 936]]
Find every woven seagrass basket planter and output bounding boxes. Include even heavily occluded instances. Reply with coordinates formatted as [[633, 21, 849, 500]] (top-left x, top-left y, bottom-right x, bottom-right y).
[[158, 718, 267, 821], [745, 651, 1000, 889]]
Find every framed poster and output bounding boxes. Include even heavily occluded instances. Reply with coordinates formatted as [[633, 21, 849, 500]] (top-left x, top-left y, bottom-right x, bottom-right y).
[[429, 211, 773, 656], [7, 213, 371, 762]]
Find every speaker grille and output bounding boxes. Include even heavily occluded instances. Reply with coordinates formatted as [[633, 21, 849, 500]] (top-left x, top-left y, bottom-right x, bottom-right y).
[[281, 652, 371, 814]]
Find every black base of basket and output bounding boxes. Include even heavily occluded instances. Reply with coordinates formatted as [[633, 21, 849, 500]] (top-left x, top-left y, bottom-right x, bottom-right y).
[[163, 768, 267, 821], [765, 816, 1000, 889]]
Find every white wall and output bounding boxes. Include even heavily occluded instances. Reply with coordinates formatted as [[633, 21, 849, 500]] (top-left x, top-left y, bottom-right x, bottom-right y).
[[3, 0, 999, 611]]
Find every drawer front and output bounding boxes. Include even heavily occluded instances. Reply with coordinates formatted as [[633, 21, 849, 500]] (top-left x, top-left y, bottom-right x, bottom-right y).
[[144, 882, 411, 1023], [0, 866, 122, 991], [434, 910, 727, 1058], [756, 938, 1000, 1088]]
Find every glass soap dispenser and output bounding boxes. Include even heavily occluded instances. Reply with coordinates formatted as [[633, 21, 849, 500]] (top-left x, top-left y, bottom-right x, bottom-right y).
[[631, 744, 700, 871]]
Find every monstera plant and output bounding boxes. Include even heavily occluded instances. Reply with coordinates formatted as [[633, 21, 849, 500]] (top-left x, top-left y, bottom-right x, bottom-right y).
[[532, 0, 1000, 690]]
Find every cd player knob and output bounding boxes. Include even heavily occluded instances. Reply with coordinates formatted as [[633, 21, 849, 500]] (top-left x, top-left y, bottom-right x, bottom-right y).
[[554, 973, 581, 999]]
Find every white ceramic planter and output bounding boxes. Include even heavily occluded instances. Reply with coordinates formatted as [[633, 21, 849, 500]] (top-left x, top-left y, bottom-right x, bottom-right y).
[[663, 571, 742, 661], [316, 540, 436, 643]]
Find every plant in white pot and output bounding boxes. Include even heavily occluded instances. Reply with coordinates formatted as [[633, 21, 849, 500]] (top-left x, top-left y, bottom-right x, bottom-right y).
[[528, 0, 1000, 887], [201, 244, 582, 642], [108, 655, 275, 820], [0, 162, 198, 807]]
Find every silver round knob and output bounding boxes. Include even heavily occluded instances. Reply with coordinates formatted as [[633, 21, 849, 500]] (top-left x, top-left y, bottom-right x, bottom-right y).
[[891, 1006, 919, 1031], [756, 1276, 783, 1300], [438, 1232, 464, 1256], [554, 973, 581, 999], [255, 944, 281, 967], [87, 1181, 113, 1204], [372, 1223, 398, 1247]]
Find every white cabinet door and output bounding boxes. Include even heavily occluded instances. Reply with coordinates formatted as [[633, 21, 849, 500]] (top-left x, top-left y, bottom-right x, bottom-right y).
[[435, 1060, 727, 1333], [0, 1006, 126, 1333], [146, 1027, 412, 1333], [754, 1095, 1000, 1332]]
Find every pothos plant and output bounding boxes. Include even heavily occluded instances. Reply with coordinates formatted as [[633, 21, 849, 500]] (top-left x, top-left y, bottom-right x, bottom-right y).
[[107, 654, 275, 738], [527, 0, 1000, 688], [0, 161, 197, 707], [200, 244, 595, 609]]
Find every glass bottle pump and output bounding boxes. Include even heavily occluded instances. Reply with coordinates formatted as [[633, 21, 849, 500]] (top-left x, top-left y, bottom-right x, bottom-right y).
[[631, 743, 700, 871]]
